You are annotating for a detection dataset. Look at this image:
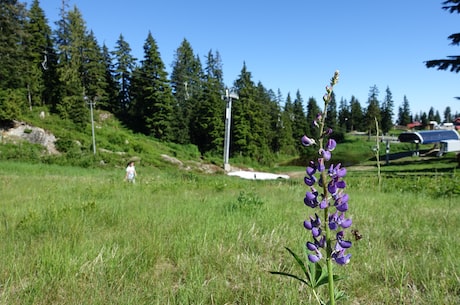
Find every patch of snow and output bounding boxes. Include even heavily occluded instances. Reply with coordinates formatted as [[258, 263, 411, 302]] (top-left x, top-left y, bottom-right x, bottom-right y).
[[227, 170, 290, 180]]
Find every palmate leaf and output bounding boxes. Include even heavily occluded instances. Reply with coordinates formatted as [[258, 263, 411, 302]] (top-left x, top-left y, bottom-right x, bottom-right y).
[[271, 247, 346, 289], [270, 247, 312, 287]]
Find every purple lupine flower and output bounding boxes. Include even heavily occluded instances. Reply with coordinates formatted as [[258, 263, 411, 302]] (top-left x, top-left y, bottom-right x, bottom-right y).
[[332, 250, 351, 265], [319, 148, 332, 161], [308, 251, 323, 263], [326, 139, 337, 151], [304, 188, 319, 208], [299, 70, 354, 268], [301, 135, 316, 146]]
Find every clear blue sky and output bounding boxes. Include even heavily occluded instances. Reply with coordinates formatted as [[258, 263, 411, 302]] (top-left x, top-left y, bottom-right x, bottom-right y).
[[39, 0, 459, 118]]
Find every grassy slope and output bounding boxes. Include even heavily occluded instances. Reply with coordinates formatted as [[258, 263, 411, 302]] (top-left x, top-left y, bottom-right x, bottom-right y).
[[0, 161, 459, 304]]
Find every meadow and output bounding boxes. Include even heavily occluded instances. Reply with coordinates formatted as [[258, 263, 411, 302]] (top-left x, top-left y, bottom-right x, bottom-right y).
[[0, 160, 459, 304]]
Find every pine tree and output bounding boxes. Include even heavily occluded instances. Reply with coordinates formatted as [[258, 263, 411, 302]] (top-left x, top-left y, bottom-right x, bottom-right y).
[[24, 0, 54, 110], [305, 97, 321, 138], [170, 39, 203, 144], [113, 34, 137, 116], [190, 50, 225, 154], [444, 106, 452, 123], [397, 95, 411, 126], [425, 0, 460, 76], [54, 4, 87, 125], [365, 85, 381, 135], [325, 91, 337, 130], [232, 62, 268, 159], [0, 0, 28, 90], [130, 32, 174, 140], [82, 31, 107, 104], [292, 90, 308, 141], [0, 0, 28, 120], [349, 96, 364, 131], [100, 44, 118, 112], [380, 86, 395, 134], [280, 92, 297, 155], [338, 98, 350, 132]]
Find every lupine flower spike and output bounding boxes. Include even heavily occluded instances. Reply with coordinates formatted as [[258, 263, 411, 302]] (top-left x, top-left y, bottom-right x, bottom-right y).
[[271, 71, 353, 305]]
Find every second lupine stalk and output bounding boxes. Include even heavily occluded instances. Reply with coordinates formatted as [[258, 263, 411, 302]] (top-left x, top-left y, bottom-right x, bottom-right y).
[[302, 70, 352, 305]]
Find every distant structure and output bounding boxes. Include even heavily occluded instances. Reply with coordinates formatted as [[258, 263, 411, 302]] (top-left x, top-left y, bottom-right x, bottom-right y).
[[398, 129, 460, 156]]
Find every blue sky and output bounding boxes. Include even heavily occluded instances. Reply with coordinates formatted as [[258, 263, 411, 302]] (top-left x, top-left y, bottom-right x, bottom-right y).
[[39, 0, 459, 118]]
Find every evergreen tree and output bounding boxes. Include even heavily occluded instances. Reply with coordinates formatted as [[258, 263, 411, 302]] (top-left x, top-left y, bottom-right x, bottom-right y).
[[338, 98, 350, 132], [81, 31, 107, 103], [254, 82, 279, 162], [435, 110, 441, 123], [365, 85, 381, 135], [113, 34, 137, 115], [130, 32, 174, 140], [397, 95, 411, 126], [0, 0, 28, 90], [170, 39, 203, 144], [292, 90, 308, 141], [380, 86, 395, 134], [426, 0, 460, 77], [305, 97, 321, 138], [232, 62, 268, 159], [0, 0, 28, 120], [325, 91, 337, 130], [54, 5, 88, 126], [428, 107, 436, 122], [349, 96, 364, 131], [100, 44, 118, 112], [420, 111, 428, 127], [24, 0, 54, 109], [444, 106, 452, 123], [191, 49, 225, 154], [280, 93, 297, 155]]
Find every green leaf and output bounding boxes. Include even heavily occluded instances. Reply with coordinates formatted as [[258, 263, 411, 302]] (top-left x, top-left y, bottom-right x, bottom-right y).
[[269, 271, 309, 286], [284, 247, 312, 285]]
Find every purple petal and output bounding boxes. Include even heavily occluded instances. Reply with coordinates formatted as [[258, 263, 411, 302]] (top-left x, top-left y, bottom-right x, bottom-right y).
[[341, 218, 352, 228], [304, 176, 316, 186], [338, 239, 352, 248], [321, 149, 332, 161], [306, 242, 318, 251], [308, 254, 321, 263], [319, 198, 328, 209], [301, 135, 315, 146], [337, 167, 347, 178], [328, 182, 337, 194], [312, 227, 321, 238], [306, 165, 316, 176], [336, 202, 349, 212], [326, 139, 337, 151], [317, 158, 325, 172], [335, 254, 351, 265], [329, 222, 338, 230], [336, 180, 346, 189], [303, 220, 312, 230]]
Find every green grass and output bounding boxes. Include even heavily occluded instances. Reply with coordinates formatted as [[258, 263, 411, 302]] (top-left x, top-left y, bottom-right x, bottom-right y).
[[0, 161, 459, 304]]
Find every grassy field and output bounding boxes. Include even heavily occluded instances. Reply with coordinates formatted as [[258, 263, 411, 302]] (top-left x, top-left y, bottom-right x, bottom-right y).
[[0, 160, 459, 304]]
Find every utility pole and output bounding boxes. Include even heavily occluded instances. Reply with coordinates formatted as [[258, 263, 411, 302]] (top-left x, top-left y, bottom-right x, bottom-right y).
[[223, 88, 239, 171], [85, 96, 97, 155]]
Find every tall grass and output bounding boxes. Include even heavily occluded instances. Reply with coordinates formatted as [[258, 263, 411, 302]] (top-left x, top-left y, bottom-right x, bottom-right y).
[[0, 161, 459, 304]]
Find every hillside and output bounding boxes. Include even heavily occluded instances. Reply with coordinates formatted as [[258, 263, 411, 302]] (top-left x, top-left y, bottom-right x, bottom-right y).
[[0, 108, 224, 174]]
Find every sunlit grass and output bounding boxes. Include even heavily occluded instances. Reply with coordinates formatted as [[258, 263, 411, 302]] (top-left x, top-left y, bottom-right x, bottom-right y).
[[0, 161, 459, 304]]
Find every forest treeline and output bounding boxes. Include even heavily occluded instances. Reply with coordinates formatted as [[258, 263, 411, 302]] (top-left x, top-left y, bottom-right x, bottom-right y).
[[1, 0, 458, 162]]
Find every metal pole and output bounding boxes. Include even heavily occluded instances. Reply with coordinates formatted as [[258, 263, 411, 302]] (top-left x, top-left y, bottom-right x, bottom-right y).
[[88, 98, 96, 155], [223, 89, 232, 171]]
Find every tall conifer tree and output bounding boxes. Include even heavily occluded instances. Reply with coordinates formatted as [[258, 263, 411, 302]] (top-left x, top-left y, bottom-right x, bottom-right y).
[[130, 32, 174, 140], [170, 39, 203, 144]]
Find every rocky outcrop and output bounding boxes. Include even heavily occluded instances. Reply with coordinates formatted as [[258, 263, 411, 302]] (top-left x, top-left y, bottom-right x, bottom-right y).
[[1, 121, 59, 154]]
